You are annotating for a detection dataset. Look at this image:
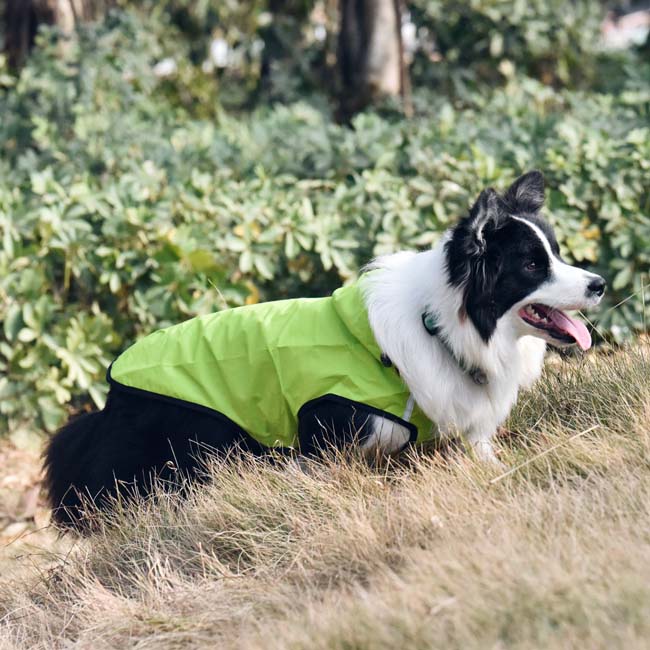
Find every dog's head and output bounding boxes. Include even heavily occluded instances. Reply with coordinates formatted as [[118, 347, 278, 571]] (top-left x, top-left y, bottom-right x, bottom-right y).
[[445, 171, 605, 350]]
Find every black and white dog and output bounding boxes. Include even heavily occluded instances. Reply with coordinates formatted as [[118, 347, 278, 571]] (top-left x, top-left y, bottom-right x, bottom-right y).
[[44, 171, 605, 527]]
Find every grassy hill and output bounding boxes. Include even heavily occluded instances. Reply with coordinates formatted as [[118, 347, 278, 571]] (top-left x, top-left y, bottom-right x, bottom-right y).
[[1, 344, 649, 649]]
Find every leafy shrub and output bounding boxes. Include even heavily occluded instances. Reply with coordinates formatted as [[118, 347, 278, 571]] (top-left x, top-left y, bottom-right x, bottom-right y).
[[409, 0, 606, 91], [0, 10, 649, 435]]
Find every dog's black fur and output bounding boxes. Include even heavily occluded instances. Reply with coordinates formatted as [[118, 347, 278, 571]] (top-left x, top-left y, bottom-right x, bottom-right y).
[[44, 389, 379, 529]]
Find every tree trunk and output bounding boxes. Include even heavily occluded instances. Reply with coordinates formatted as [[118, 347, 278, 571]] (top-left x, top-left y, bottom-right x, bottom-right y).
[[337, 0, 411, 121], [3, 0, 112, 69]]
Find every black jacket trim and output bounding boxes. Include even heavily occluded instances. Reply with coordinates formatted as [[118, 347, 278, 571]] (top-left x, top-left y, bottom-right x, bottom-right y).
[[297, 393, 418, 443], [106, 362, 252, 438]]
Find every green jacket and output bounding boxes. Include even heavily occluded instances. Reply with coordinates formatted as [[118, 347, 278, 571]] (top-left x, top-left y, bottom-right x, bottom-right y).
[[109, 281, 434, 448]]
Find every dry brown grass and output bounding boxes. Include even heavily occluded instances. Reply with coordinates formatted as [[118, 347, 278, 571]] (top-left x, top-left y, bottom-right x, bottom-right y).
[[1, 345, 650, 649]]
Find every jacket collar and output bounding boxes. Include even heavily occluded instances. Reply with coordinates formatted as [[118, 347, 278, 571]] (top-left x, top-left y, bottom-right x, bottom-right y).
[[332, 282, 488, 385]]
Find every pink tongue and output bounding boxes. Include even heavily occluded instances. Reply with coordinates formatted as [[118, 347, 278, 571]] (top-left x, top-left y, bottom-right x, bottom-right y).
[[548, 310, 592, 350]]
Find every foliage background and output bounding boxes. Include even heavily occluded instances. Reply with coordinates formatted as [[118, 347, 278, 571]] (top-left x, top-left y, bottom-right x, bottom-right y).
[[0, 2, 649, 434]]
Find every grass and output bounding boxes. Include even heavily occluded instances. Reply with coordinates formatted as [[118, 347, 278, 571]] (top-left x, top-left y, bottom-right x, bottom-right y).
[[1, 344, 650, 649]]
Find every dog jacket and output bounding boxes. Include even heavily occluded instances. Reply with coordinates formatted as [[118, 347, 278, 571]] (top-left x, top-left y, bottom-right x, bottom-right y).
[[108, 281, 435, 448]]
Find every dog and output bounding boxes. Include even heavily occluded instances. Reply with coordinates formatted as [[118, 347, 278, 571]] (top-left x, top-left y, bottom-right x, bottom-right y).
[[44, 171, 606, 528]]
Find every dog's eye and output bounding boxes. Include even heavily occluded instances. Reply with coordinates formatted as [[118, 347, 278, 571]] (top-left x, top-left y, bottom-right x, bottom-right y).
[[525, 261, 538, 271]]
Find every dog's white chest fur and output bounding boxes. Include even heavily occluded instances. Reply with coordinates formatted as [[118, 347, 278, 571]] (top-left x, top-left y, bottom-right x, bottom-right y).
[[362, 246, 547, 461]]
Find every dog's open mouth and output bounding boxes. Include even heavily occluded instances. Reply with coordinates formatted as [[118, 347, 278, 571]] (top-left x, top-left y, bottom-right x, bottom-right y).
[[518, 303, 592, 350]]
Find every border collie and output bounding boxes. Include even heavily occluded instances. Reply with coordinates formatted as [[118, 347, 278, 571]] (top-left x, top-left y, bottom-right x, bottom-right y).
[[44, 171, 606, 528]]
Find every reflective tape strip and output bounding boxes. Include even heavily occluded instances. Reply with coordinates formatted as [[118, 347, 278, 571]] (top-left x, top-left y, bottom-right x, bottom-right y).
[[403, 394, 415, 422]]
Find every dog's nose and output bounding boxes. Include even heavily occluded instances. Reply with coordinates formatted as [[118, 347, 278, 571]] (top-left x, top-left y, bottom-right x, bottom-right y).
[[587, 276, 606, 298]]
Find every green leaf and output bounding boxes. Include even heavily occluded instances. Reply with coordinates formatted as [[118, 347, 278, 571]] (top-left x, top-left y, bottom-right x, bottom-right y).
[[3, 305, 23, 341]]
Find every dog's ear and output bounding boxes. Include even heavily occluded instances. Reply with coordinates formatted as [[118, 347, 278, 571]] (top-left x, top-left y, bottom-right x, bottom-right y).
[[446, 187, 500, 280], [504, 170, 545, 214], [464, 187, 500, 257], [445, 187, 502, 341]]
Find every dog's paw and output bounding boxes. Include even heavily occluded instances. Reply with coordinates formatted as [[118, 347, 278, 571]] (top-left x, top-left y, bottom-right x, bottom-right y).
[[468, 438, 505, 468]]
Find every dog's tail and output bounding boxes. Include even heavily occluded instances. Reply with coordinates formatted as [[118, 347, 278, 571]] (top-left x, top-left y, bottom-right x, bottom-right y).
[[42, 410, 107, 529]]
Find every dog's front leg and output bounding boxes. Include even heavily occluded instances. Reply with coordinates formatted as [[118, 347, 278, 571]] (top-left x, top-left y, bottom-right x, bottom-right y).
[[361, 415, 412, 459], [298, 396, 383, 456], [297, 396, 412, 458]]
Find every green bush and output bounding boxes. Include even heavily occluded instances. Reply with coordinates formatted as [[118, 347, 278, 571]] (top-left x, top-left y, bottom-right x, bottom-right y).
[[1, 10, 649, 435], [410, 0, 606, 91]]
